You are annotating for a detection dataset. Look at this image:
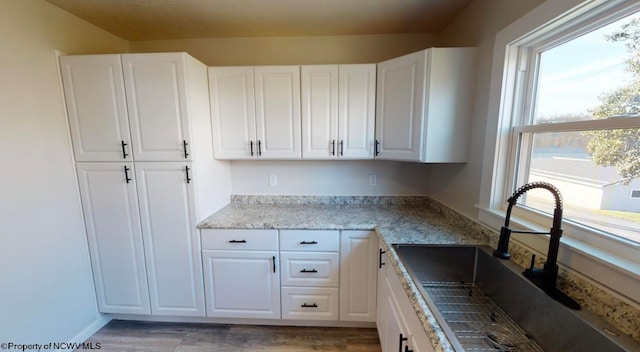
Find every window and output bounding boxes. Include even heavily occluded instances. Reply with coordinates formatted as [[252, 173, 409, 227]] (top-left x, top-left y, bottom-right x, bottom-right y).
[[632, 190, 640, 198], [505, 3, 640, 246], [483, 0, 640, 305]]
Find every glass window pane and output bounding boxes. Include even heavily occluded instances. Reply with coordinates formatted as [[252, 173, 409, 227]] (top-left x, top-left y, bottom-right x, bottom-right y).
[[518, 129, 640, 243], [534, 11, 640, 124]]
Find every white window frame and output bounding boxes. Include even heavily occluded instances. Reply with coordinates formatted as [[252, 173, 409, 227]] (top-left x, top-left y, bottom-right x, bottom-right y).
[[479, 0, 640, 304]]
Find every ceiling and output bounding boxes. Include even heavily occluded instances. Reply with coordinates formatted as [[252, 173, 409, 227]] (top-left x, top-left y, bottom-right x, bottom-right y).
[[45, 0, 473, 41]]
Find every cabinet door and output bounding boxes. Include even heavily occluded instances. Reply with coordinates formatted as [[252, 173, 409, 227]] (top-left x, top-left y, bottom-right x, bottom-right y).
[[135, 162, 205, 317], [76, 162, 150, 314], [375, 51, 426, 161], [254, 66, 301, 159], [208, 66, 257, 159], [382, 275, 411, 352], [122, 53, 192, 161], [376, 248, 389, 344], [60, 55, 132, 162], [338, 64, 376, 159], [202, 250, 280, 319], [301, 65, 339, 159], [340, 230, 377, 322]]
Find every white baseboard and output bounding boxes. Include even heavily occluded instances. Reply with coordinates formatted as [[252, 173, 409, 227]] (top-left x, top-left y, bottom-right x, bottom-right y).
[[61, 314, 111, 349]]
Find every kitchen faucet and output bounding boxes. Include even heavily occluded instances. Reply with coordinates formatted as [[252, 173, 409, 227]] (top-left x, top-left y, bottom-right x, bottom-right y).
[[493, 182, 581, 310]]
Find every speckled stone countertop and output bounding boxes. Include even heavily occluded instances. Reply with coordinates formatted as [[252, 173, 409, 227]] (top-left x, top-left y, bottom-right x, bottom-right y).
[[198, 195, 495, 352], [197, 195, 640, 350]]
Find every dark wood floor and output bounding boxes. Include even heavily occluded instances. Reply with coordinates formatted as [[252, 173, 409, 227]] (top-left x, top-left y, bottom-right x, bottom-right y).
[[82, 320, 382, 351]]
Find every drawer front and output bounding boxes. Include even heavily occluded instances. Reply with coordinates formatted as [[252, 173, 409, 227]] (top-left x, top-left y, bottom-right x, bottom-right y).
[[280, 252, 339, 287], [281, 287, 338, 321], [279, 230, 339, 252], [201, 229, 278, 250]]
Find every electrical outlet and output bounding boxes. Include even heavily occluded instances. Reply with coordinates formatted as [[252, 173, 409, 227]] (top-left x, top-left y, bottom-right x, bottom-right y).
[[269, 174, 278, 186], [369, 174, 377, 186]]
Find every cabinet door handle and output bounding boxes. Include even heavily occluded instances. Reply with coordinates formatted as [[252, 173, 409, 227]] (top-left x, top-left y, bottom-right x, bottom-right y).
[[375, 140, 380, 156], [185, 165, 191, 183], [301, 303, 318, 308], [379, 249, 386, 269], [399, 334, 408, 352], [339, 140, 344, 156], [228, 239, 247, 243], [300, 268, 317, 273], [121, 140, 129, 159], [272, 256, 276, 273], [183, 140, 190, 159], [299, 241, 318, 245], [331, 140, 335, 156], [258, 140, 262, 156], [123, 165, 132, 183], [250, 140, 254, 157]]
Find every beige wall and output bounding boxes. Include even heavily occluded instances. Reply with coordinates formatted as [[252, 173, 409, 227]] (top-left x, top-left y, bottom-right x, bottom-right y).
[[0, 0, 128, 343], [130, 33, 440, 65], [428, 0, 545, 218]]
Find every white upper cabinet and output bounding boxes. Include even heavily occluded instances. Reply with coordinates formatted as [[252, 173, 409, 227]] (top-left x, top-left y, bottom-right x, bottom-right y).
[[122, 53, 192, 161], [301, 64, 376, 159], [375, 48, 476, 163], [209, 66, 301, 159], [61, 53, 210, 162], [60, 55, 132, 162], [254, 66, 302, 159], [208, 66, 257, 160]]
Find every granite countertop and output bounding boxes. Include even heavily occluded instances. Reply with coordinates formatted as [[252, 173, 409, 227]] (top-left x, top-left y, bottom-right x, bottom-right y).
[[198, 196, 496, 352]]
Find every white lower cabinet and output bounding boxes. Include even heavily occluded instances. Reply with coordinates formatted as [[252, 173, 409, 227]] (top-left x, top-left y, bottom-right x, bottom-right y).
[[281, 287, 339, 320], [201, 229, 280, 319], [199, 229, 380, 326], [377, 248, 433, 352], [340, 230, 378, 322], [279, 230, 340, 321]]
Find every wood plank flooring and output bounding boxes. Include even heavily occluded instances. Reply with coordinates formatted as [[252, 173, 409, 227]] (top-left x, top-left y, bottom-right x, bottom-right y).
[[82, 320, 382, 352]]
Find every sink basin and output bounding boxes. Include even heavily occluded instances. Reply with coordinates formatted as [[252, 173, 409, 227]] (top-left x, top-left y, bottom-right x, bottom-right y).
[[393, 244, 639, 352]]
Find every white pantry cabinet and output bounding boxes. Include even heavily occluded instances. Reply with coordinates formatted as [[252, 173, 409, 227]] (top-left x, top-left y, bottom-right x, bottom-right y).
[[375, 48, 476, 163], [75, 162, 150, 315], [301, 65, 376, 159], [64, 52, 228, 317], [209, 66, 301, 159], [60, 55, 131, 162], [377, 248, 433, 352], [339, 230, 378, 322], [61, 53, 207, 162], [201, 229, 281, 319], [135, 162, 205, 316]]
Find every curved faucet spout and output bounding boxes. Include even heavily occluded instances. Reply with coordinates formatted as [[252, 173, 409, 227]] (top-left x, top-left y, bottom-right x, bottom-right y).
[[493, 182, 580, 310]]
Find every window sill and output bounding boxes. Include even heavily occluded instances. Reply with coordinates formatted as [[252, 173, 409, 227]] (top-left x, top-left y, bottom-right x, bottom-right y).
[[478, 205, 640, 306]]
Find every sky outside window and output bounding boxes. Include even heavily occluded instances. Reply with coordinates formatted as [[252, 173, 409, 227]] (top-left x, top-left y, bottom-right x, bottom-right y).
[[535, 11, 640, 122]]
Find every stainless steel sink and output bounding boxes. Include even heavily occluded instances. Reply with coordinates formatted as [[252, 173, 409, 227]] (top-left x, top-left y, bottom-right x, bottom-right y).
[[392, 244, 640, 352]]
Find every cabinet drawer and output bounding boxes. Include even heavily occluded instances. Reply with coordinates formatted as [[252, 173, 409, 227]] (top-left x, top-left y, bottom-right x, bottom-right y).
[[279, 230, 339, 252], [280, 252, 339, 287], [201, 229, 278, 250], [281, 287, 338, 321]]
